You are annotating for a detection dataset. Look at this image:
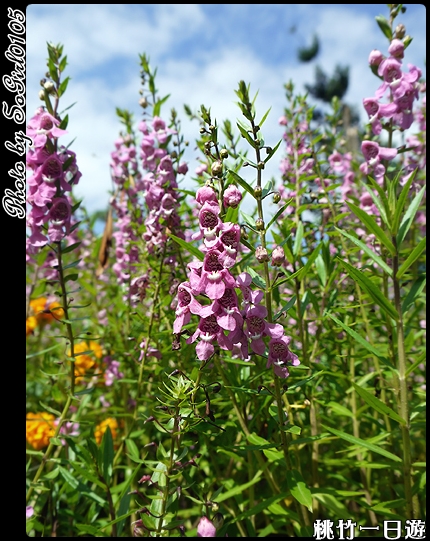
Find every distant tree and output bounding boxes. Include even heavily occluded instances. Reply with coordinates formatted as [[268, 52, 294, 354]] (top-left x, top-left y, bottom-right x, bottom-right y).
[[305, 64, 350, 103], [297, 34, 319, 62]]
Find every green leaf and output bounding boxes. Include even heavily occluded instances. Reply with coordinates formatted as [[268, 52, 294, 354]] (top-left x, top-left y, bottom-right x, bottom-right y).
[[101, 426, 114, 485], [325, 313, 392, 367], [213, 471, 263, 503], [312, 491, 350, 520], [266, 202, 291, 231], [314, 254, 327, 287], [397, 236, 426, 279], [335, 227, 393, 276], [241, 211, 256, 229], [59, 466, 79, 489], [328, 402, 354, 418], [232, 492, 290, 523], [228, 169, 254, 197], [337, 259, 398, 321], [169, 234, 204, 261], [26, 342, 62, 359], [236, 121, 257, 148], [62, 244, 81, 257], [264, 139, 282, 164], [64, 273, 79, 283], [258, 107, 272, 128], [397, 185, 426, 246], [286, 469, 313, 512], [38, 401, 61, 417], [351, 382, 406, 425], [322, 425, 402, 462], [392, 168, 417, 235], [293, 221, 304, 256], [361, 182, 389, 227], [402, 276, 426, 313], [347, 202, 395, 255], [246, 266, 266, 289], [274, 295, 297, 320], [375, 15, 392, 40], [125, 439, 140, 460]]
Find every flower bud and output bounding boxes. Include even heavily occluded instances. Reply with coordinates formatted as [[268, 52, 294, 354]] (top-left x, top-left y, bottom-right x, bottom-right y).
[[257, 161, 265, 170], [138, 97, 148, 108], [272, 192, 281, 204], [388, 38, 405, 59], [271, 245, 285, 266], [255, 245, 270, 262], [38, 89, 45, 100], [368, 49, 384, 67], [209, 124, 215, 132], [255, 218, 265, 231], [223, 185, 242, 208], [394, 23, 406, 39], [254, 186, 262, 199], [211, 161, 223, 177], [43, 80, 55, 93], [240, 226, 248, 240], [220, 148, 229, 159], [212, 513, 224, 529]]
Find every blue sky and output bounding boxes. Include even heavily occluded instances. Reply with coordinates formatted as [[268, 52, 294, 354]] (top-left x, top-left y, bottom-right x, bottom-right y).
[[26, 4, 426, 214]]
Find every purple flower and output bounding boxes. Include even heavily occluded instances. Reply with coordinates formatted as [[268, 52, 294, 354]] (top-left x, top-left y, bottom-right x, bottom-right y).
[[187, 315, 232, 361], [267, 336, 300, 378], [26, 506, 34, 519]]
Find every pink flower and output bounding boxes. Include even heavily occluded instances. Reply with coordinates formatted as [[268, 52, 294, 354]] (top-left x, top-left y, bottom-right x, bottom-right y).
[[26, 506, 34, 519], [361, 141, 397, 168], [197, 516, 216, 537], [198, 250, 236, 300], [173, 282, 210, 333]]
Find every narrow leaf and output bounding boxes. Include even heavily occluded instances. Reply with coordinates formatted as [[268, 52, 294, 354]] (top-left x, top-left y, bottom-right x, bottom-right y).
[[337, 259, 398, 320], [402, 276, 426, 313], [397, 185, 426, 246], [326, 313, 392, 368], [351, 382, 406, 425], [169, 234, 204, 261], [347, 202, 395, 255], [322, 425, 402, 462], [228, 169, 254, 197], [335, 227, 393, 276], [397, 236, 426, 279], [293, 221, 304, 256], [392, 168, 417, 234]]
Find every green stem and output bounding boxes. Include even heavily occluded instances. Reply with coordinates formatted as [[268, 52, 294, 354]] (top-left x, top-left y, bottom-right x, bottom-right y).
[[392, 238, 419, 519]]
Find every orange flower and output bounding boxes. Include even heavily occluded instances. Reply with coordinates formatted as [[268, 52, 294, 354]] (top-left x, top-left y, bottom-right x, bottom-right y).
[[71, 342, 97, 380], [26, 297, 64, 336], [26, 316, 37, 336], [26, 412, 56, 450], [94, 418, 118, 445]]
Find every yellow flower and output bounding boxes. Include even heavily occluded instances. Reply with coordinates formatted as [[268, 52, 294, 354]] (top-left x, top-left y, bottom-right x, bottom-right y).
[[94, 418, 118, 445], [26, 412, 56, 450]]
